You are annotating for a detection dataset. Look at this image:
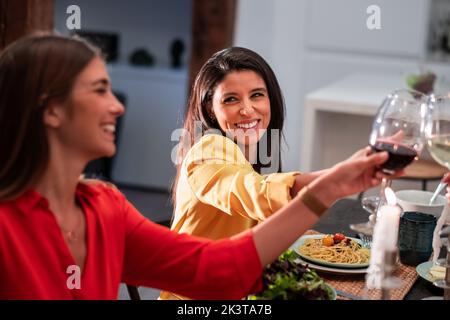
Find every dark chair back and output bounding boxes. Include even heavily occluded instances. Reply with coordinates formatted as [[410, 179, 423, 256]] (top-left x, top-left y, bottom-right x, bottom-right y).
[[126, 285, 141, 300]]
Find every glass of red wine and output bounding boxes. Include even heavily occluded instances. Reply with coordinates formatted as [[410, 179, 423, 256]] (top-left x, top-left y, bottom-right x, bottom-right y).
[[351, 89, 427, 236]]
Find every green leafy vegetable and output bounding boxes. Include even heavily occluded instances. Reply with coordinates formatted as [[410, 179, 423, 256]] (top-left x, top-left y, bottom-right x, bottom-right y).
[[406, 72, 436, 95], [248, 249, 334, 300]]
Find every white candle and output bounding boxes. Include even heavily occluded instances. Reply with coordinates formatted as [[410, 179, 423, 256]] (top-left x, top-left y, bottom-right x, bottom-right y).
[[366, 187, 402, 289], [376, 188, 402, 251]]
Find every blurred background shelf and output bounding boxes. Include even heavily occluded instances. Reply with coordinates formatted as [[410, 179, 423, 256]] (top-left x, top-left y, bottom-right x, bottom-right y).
[[54, 0, 191, 191], [108, 64, 188, 190]]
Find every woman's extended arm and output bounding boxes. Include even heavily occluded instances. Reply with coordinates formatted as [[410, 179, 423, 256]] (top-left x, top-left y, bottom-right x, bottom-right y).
[[253, 149, 390, 266], [289, 146, 383, 197], [289, 169, 329, 197], [122, 148, 390, 300]]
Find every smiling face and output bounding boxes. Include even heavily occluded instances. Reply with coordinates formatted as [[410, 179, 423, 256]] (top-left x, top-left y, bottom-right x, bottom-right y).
[[211, 70, 271, 146], [47, 57, 125, 161]]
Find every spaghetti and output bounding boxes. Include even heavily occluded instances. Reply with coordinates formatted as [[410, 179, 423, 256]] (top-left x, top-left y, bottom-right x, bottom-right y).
[[298, 237, 370, 265]]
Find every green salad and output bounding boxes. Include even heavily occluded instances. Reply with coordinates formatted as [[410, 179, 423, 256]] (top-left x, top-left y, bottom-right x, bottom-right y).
[[248, 250, 334, 300]]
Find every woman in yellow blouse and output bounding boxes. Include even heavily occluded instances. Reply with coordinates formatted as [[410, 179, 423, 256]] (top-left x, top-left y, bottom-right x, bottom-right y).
[[170, 47, 328, 240], [160, 47, 390, 299]]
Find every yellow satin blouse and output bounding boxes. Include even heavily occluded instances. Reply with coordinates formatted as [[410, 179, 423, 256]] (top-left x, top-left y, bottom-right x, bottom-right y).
[[160, 134, 299, 300]]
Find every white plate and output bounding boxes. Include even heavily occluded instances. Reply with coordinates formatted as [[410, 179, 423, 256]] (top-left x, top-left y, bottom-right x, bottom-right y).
[[416, 261, 434, 282], [291, 234, 370, 269], [416, 261, 446, 283], [293, 257, 368, 275]]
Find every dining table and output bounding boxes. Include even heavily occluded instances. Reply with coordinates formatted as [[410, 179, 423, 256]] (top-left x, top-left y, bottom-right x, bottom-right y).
[[310, 198, 444, 300]]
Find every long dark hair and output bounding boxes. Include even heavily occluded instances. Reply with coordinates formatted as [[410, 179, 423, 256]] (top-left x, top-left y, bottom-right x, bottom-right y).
[[173, 47, 285, 203], [0, 33, 100, 201]]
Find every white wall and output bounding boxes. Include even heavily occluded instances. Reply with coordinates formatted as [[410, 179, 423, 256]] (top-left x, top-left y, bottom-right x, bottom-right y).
[[53, 0, 191, 189], [54, 0, 192, 68], [235, 0, 450, 173], [234, 0, 308, 172]]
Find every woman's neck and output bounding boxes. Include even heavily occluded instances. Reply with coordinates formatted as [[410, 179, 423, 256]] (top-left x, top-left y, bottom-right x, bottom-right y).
[[34, 144, 87, 213]]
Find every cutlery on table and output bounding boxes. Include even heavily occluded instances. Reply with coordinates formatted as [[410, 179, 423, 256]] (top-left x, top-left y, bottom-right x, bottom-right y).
[[335, 289, 364, 300]]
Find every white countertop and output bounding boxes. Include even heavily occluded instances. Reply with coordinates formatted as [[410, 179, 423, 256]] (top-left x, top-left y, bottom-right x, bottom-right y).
[[301, 73, 409, 171], [306, 73, 407, 115]]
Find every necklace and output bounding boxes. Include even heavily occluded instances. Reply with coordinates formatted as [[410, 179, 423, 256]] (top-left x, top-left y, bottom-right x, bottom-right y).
[[64, 229, 79, 242], [58, 210, 83, 243]]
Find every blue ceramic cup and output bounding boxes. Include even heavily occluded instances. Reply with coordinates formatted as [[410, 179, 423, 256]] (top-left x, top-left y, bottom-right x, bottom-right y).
[[398, 211, 437, 266]]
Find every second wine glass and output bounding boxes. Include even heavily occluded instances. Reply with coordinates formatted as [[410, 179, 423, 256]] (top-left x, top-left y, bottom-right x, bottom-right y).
[[424, 93, 450, 300]]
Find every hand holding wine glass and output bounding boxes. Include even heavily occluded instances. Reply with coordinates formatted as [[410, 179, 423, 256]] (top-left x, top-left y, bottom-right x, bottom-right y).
[[359, 89, 427, 299], [351, 89, 427, 236], [369, 89, 426, 174]]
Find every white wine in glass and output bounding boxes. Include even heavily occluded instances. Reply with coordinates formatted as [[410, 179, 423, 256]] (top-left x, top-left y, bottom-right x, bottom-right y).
[[424, 94, 450, 300], [426, 95, 450, 169], [427, 135, 450, 169]]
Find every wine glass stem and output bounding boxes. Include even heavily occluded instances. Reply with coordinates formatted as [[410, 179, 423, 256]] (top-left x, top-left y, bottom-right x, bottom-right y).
[[381, 177, 392, 190]]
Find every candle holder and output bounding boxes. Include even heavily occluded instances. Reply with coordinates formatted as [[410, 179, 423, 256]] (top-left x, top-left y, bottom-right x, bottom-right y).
[[366, 249, 402, 300], [380, 250, 402, 300]]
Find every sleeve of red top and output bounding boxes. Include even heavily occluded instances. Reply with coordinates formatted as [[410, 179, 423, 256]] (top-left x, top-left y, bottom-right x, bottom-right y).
[[117, 189, 263, 299]]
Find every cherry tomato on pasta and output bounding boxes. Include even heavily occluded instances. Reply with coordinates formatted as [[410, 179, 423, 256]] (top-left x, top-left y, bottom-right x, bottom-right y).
[[333, 233, 346, 244]]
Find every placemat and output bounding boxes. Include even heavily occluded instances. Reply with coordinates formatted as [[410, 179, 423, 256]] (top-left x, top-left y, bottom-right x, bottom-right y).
[[303, 230, 419, 300]]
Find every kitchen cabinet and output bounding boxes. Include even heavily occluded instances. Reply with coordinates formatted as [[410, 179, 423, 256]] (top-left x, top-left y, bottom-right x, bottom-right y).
[[306, 0, 430, 58]]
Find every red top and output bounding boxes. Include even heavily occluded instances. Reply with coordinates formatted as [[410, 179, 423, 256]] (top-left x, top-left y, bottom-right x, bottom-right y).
[[0, 182, 262, 299]]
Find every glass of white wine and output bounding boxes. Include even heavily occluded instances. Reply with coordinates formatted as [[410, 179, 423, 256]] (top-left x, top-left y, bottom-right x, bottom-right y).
[[426, 95, 450, 168], [424, 94, 450, 300]]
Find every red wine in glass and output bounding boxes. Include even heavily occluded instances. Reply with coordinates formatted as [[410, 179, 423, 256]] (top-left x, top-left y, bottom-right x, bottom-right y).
[[370, 140, 418, 173]]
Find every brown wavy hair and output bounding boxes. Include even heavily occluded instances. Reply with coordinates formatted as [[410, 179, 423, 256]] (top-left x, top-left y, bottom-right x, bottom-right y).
[[0, 33, 100, 201], [172, 47, 285, 204]]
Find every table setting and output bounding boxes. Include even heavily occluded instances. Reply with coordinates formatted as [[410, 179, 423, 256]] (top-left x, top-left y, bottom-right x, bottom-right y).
[[253, 88, 450, 300], [347, 88, 450, 300]]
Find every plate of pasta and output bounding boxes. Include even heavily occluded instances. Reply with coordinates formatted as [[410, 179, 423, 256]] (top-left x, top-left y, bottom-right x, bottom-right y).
[[292, 234, 371, 269], [294, 256, 368, 275]]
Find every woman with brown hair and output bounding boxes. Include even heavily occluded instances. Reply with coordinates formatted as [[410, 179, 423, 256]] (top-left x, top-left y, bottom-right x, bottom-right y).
[[163, 47, 406, 299], [167, 47, 402, 258], [168, 48, 328, 245], [0, 34, 389, 299]]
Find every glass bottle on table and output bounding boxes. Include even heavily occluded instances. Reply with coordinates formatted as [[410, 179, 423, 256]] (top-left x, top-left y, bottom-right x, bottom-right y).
[[350, 89, 427, 237]]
